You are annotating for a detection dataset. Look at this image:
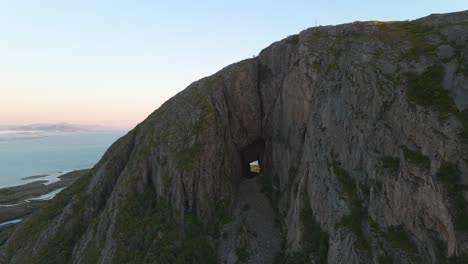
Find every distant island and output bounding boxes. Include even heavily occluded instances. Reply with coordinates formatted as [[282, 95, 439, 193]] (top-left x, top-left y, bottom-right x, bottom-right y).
[[7, 123, 113, 133]]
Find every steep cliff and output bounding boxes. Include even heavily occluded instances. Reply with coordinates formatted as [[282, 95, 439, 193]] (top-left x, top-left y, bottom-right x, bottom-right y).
[[2, 10, 468, 264]]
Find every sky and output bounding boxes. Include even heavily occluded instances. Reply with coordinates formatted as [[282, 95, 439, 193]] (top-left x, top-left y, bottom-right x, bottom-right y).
[[1, 1, 467, 129]]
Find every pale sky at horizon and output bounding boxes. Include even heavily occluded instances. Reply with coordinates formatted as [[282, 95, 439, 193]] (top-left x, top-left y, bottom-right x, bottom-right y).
[[1, 1, 467, 129]]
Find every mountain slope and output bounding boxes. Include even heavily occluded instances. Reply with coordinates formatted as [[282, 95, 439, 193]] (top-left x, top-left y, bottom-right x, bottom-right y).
[[2, 10, 468, 264]]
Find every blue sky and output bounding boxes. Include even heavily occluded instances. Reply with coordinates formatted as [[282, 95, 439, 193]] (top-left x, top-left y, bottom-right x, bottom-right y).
[[1, 1, 466, 128]]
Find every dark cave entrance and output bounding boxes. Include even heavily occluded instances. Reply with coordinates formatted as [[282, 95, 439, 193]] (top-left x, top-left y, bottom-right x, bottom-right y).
[[241, 139, 265, 179]]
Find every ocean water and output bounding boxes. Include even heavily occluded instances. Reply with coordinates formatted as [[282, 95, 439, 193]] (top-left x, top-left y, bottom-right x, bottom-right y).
[[0, 130, 127, 187]]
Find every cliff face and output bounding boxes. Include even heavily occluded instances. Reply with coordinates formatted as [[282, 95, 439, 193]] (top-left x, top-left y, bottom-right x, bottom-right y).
[[2, 11, 468, 264]]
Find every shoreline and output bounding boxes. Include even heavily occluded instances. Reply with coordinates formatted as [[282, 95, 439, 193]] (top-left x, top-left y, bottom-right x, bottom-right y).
[[20, 174, 49, 180], [0, 219, 22, 227], [0, 167, 90, 189], [0, 169, 90, 245], [0, 169, 90, 207]]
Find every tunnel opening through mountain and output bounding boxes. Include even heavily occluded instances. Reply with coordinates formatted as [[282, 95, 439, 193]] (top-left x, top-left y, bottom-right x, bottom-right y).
[[241, 139, 265, 179]]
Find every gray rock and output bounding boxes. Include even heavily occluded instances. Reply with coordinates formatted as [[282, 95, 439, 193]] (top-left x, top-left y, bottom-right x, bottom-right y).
[[227, 250, 238, 264], [437, 45, 454, 60], [442, 25, 468, 46]]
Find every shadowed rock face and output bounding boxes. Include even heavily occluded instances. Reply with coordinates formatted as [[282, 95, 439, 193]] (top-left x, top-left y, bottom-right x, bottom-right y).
[[2, 10, 468, 264]]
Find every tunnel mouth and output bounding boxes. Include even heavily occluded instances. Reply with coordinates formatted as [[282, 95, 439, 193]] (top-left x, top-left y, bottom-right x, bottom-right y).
[[248, 161, 260, 179], [240, 139, 265, 179]]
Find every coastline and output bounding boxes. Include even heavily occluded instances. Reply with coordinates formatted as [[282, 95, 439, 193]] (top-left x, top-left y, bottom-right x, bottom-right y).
[[0, 169, 89, 245], [20, 174, 49, 180]]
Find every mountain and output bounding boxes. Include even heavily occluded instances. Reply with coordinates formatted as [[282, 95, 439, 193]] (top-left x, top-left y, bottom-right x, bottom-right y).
[[10, 123, 113, 132], [2, 10, 468, 264]]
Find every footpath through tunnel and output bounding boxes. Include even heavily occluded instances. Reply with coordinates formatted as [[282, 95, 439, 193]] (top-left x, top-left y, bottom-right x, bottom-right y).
[[218, 138, 283, 264]]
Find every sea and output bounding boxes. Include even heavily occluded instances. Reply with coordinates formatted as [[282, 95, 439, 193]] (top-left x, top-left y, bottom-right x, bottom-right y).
[[0, 130, 127, 188]]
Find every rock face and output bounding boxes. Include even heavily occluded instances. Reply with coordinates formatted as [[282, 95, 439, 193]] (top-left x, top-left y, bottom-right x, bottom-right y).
[[2, 10, 468, 264]]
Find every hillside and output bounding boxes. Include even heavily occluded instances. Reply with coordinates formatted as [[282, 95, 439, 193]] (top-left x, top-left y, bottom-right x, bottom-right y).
[[1, 10, 468, 264]]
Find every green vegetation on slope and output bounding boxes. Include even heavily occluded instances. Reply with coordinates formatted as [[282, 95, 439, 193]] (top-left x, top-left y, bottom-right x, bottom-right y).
[[404, 65, 468, 141], [447, 254, 468, 264], [383, 225, 419, 260], [213, 197, 232, 239], [333, 163, 361, 210], [285, 34, 299, 46], [2, 170, 93, 264], [404, 65, 458, 116], [458, 110, 468, 140], [461, 63, 468, 78], [297, 206, 329, 263], [371, 220, 419, 262], [381, 156, 400, 173], [402, 146, 431, 170], [275, 206, 329, 264], [377, 253, 394, 264], [331, 159, 419, 262], [0, 169, 88, 229], [396, 22, 438, 61], [174, 79, 218, 172], [112, 174, 215, 264], [333, 162, 370, 253], [436, 161, 468, 232], [0, 226, 15, 247], [436, 238, 468, 263], [304, 20, 438, 61], [175, 132, 204, 172], [259, 173, 280, 210]]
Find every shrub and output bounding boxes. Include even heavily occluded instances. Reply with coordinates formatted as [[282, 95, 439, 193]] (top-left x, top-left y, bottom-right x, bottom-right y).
[[381, 156, 400, 173], [447, 254, 468, 264], [436, 161, 468, 231], [236, 244, 251, 263], [404, 65, 458, 116], [337, 209, 369, 251], [286, 34, 299, 45], [278, 207, 329, 264], [460, 63, 468, 78], [333, 163, 361, 209], [259, 173, 280, 210], [457, 110, 468, 141], [332, 163, 370, 252], [374, 221, 419, 262], [378, 254, 394, 264], [437, 161, 462, 193], [401, 146, 431, 169], [404, 65, 468, 141], [383, 225, 418, 260], [397, 22, 437, 61], [300, 207, 329, 262], [112, 175, 215, 264], [436, 238, 468, 263], [213, 197, 232, 238]]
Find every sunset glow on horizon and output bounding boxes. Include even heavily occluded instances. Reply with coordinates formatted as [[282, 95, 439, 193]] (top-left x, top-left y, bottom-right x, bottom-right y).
[[1, 1, 466, 129]]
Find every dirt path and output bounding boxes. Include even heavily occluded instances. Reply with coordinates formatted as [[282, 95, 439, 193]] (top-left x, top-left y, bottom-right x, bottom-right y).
[[217, 175, 283, 264]]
